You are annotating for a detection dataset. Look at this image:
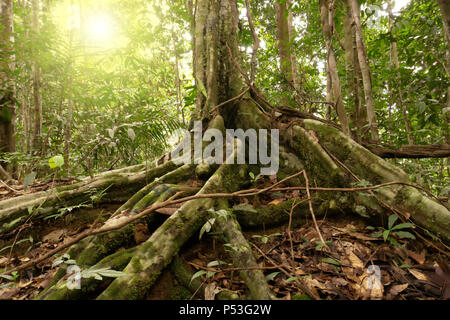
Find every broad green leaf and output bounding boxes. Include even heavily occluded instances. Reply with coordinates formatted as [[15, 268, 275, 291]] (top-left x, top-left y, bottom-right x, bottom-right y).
[[196, 78, 207, 98], [388, 214, 399, 230], [49, 155, 64, 169], [383, 229, 390, 242], [266, 272, 280, 281], [391, 223, 414, 231], [321, 257, 341, 266], [285, 277, 297, 283], [394, 231, 416, 239], [190, 270, 206, 283]]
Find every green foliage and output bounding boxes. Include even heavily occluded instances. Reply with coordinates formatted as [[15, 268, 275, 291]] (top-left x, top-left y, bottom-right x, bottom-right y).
[[368, 214, 416, 246]]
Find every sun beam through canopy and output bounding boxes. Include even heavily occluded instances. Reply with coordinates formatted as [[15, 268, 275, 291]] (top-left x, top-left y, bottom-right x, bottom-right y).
[[87, 13, 113, 41]]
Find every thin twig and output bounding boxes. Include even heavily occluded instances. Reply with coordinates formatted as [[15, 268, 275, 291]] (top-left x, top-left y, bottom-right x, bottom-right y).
[[302, 170, 328, 250]]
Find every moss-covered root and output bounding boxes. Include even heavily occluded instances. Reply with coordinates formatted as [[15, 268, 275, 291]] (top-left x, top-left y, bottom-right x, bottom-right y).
[[214, 200, 274, 300], [96, 163, 248, 300], [0, 160, 180, 234], [111, 163, 196, 218], [302, 119, 450, 242], [40, 247, 138, 300], [43, 183, 199, 290], [235, 199, 332, 229], [67, 184, 200, 269], [169, 256, 240, 300]]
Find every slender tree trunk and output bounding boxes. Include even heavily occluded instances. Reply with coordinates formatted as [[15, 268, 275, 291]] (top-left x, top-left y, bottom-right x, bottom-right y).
[[325, 64, 332, 120], [64, 26, 74, 175], [388, 0, 413, 145], [343, 0, 364, 141], [286, 0, 301, 99], [437, 0, 450, 143], [349, 0, 379, 142], [31, 0, 43, 152], [172, 31, 185, 126], [319, 0, 350, 136], [0, 0, 16, 164], [275, 0, 301, 107]]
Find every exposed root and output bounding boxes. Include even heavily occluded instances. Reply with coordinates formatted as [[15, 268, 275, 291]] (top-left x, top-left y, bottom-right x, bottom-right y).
[[213, 199, 274, 299], [0, 161, 180, 234], [96, 163, 248, 299]]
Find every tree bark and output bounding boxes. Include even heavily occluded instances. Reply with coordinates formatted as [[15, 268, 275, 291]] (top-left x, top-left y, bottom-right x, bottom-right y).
[[275, 0, 301, 107], [31, 0, 43, 152], [0, 0, 16, 163], [363, 143, 450, 159], [319, 0, 350, 136], [349, 0, 379, 142], [343, 0, 365, 140], [388, 0, 414, 145], [437, 0, 450, 144]]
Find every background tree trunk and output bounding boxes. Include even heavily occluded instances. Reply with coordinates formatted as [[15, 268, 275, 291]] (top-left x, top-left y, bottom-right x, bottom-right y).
[[319, 0, 350, 136], [388, 0, 414, 145], [275, 0, 301, 107], [343, 0, 364, 141], [0, 0, 16, 168], [437, 0, 450, 144], [31, 0, 43, 152], [349, 0, 379, 142]]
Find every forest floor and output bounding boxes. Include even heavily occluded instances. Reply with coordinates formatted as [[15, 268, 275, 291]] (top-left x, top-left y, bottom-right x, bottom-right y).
[[0, 177, 449, 300]]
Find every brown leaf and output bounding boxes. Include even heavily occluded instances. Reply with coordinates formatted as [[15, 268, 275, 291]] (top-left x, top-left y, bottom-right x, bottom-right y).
[[204, 282, 220, 300], [268, 199, 284, 206], [388, 284, 408, 299], [408, 269, 429, 281], [407, 249, 426, 265]]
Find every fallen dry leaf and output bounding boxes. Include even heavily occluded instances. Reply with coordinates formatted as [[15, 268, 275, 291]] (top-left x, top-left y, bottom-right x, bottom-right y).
[[407, 250, 426, 265], [408, 269, 429, 281], [388, 283, 408, 299], [268, 199, 284, 206], [204, 282, 220, 300]]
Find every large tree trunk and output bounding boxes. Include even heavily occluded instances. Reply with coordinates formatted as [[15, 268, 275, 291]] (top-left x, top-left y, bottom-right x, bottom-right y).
[[319, 0, 350, 136], [0, 0, 16, 165], [349, 0, 379, 142]]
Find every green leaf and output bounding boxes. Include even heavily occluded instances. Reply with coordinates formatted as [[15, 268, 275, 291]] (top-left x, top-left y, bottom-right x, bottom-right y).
[[207, 261, 220, 267], [190, 270, 206, 283], [371, 231, 383, 238], [383, 229, 390, 242], [196, 78, 207, 98], [0, 274, 14, 281], [266, 271, 280, 281], [48, 155, 64, 169], [249, 172, 255, 179], [199, 218, 215, 239], [388, 214, 399, 230], [23, 172, 36, 191], [391, 223, 414, 231], [285, 277, 297, 283], [321, 257, 341, 266], [394, 231, 416, 240]]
